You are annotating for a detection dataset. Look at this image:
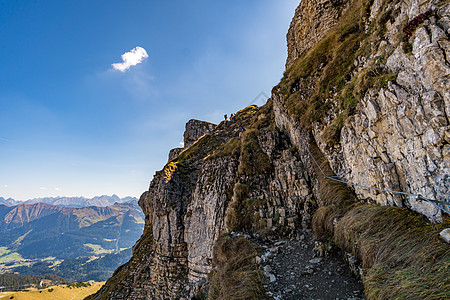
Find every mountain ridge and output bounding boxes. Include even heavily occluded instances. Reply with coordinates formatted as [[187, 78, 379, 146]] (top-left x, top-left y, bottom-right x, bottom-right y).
[[0, 195, 137, 208]]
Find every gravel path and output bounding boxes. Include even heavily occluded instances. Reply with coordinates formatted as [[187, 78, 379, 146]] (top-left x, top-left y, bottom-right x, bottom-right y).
[[258, 233, 365, 300]]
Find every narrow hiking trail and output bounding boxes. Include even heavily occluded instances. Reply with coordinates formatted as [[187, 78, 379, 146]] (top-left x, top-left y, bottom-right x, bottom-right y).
[[258, 233, 365, 300]]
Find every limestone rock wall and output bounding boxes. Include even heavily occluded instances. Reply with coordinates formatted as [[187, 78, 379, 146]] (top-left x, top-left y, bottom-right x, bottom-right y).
[[276, 0, 449, 221], [241, 129, 314, 233], [184, 156, 239, 283]]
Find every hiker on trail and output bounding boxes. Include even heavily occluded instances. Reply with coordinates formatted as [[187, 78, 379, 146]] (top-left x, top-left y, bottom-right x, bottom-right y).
[[230, 113, 234, 121], [224, 114, 228, 121]]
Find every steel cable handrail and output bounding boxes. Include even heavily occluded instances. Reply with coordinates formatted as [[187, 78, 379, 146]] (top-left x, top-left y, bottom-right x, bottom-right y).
[[287, 119, 450, 215]]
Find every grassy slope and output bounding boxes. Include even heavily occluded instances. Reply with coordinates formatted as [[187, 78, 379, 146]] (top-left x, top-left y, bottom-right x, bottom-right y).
[[276, 0, 398, 146], [333, 205, 450, 299], [0, 283, 104, 300]]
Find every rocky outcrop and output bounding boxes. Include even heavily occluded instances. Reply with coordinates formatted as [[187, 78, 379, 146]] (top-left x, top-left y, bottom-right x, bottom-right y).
[[276, 0, 449, 222], [168, 120, 216, 162], [183, 119, 216, 148], [286, 0, 349, 69]]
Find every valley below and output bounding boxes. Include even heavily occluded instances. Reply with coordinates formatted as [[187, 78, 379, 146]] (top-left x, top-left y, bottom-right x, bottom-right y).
[[0, 196, 144, 286]]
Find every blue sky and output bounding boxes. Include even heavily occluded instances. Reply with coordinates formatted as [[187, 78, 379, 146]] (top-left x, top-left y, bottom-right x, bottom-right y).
[[0, 0, 299, 201]]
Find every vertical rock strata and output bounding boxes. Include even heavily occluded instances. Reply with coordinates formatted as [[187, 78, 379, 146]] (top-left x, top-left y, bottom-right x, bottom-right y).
[[91, 0, 449, 299]]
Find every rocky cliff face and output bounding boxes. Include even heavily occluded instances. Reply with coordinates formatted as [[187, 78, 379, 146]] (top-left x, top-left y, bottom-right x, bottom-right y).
[[92, 104, 316, 299], [91, 0, 449, 299], [276, 0, 449, 222], [286, 0, 349, 70]]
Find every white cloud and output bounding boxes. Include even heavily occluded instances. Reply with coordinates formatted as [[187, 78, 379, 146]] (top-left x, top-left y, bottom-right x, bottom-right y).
[[2, 185, 7, 188], [112, 47, 149, 72], [54, 187, 62, 191], [40, 187, 47, 190]]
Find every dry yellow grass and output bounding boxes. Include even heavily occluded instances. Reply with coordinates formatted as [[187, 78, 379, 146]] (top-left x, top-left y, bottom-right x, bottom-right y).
[[0, 282, 104, 300], [208, 235, 267, 300]]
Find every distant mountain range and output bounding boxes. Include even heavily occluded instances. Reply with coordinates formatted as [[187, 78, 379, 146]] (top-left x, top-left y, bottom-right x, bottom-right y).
[[0, 194, 137, 208], [0, 200, 144, 282], [0, 197, 18, 206]]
